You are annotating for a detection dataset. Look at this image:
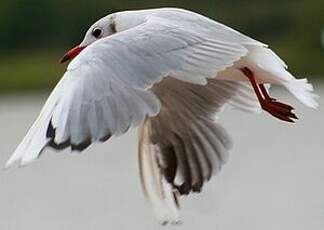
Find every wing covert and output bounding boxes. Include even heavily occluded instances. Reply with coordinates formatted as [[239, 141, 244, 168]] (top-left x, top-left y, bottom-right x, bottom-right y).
[[6, 15, 253, 167]]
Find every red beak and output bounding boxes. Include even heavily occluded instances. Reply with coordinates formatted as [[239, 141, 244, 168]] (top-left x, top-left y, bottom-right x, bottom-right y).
[[60, 45, 85, 63]]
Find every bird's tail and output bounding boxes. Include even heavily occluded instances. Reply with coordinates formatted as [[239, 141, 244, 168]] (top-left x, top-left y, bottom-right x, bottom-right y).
[[241, 45, 319, 108], [282, 78, 319, 109]]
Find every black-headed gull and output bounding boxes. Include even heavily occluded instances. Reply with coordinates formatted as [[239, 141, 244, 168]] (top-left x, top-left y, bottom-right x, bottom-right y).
[[6, 8, 318, 225]]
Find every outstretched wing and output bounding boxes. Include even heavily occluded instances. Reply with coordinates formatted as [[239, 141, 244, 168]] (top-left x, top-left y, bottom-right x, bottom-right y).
[[6, 16, 258, 167], [138, 78, 260, 224]]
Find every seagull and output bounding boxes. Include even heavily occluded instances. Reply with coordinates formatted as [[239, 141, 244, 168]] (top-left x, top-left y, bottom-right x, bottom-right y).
[[6, 8, 318, 225]]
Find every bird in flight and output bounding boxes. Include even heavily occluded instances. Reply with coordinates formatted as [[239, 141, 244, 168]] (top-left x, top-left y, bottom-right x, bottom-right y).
[[6, 8, 318, 225]]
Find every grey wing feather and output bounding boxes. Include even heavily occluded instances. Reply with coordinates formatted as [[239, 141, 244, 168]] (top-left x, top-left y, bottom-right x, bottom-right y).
[[6, 15, 260, 167], [138, 77, 260, 223]]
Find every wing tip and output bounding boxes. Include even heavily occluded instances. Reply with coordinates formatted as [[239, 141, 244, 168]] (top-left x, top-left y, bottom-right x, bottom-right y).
[[4, 148, 22, 169], [159, 218, 183, 226], [4, 157, 16, 169], [4, 152, 40, 169]]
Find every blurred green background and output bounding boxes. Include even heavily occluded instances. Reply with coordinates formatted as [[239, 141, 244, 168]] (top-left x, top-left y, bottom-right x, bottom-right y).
[[1, 0, 323, 93]]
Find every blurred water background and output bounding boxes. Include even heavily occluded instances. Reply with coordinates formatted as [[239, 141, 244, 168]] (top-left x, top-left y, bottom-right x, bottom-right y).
[[0, 1, 323, 229]]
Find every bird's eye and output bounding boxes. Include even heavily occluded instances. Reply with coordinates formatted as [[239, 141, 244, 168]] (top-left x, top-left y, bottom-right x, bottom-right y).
[[92, 27, 103, 38]]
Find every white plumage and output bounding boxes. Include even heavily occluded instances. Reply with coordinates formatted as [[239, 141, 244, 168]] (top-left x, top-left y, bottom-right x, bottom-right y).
[[6, 8, 318, 224]]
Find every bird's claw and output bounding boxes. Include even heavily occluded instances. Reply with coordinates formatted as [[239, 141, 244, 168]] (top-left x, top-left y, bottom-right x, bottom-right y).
[[261, 99, 298, 123]]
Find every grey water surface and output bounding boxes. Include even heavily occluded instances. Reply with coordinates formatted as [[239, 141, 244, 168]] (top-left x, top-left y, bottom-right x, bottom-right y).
[[0, 87, 323, 230]]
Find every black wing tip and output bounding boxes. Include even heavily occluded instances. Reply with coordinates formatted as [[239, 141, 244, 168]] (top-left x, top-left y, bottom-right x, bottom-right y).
[[99, 133, 112, 142], [46, 120, 112, 152], [71, 139, 92, 151], [48, 137, 92, 152]]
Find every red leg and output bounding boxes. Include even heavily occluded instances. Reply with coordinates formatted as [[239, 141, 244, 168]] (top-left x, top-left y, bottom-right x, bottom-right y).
[[240, 67, 298, 123], [241, 67, 264, 101], [259, 83, 295, 111], [259, 84, 275, 101]]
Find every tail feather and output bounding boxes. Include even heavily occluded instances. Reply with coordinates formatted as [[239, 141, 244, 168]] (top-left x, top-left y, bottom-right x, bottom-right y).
[[239, 45, 319, 108], [283, 78, 319, 109]]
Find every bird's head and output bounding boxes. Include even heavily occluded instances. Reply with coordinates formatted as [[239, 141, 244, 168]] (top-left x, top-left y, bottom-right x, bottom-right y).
[[60, 14, 117, 63], [60, 11, 148, 63]]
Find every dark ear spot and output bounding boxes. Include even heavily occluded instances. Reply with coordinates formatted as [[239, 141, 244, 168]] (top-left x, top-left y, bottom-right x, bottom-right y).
[[110, 21, 117, 33]]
